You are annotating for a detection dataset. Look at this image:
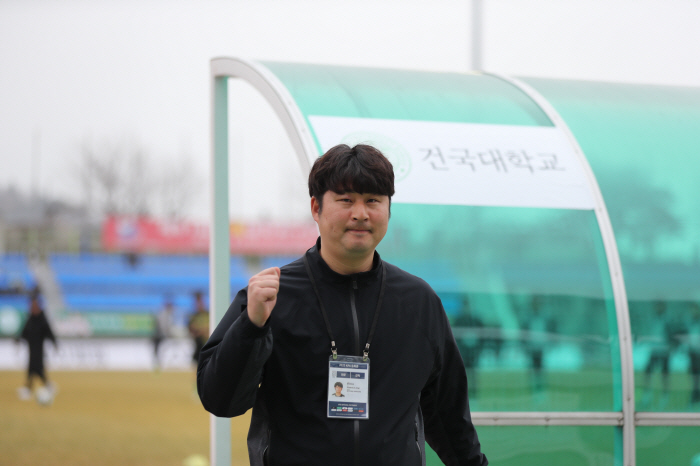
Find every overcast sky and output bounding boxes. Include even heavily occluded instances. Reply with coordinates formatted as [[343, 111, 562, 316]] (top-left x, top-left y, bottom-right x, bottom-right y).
[[2, 0, 699, 222]]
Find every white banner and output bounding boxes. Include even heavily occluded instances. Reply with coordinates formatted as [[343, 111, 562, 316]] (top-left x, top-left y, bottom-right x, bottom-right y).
[[308, 116, 595, 210]]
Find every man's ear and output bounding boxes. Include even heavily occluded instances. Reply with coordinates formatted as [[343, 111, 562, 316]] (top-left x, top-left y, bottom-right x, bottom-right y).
[[311, 196, 321, 222]]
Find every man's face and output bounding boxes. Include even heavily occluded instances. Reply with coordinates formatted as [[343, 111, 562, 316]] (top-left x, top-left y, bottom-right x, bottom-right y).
[[335, 385, 342, 395], [312, 191, 390, 263]]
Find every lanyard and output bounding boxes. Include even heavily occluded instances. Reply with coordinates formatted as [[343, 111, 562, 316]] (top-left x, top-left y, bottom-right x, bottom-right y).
[[303, 254, 386, 361]]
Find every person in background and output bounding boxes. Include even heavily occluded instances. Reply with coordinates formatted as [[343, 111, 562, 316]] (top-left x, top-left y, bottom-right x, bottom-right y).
[[642, 300, 673, 408], [686, 302, 700, 408], [188, 291, 209, 368], [525, 295, 555, 395], [16, 291, 58, 402], [152, 296, 175, 371], [453, 295, 485, 400]]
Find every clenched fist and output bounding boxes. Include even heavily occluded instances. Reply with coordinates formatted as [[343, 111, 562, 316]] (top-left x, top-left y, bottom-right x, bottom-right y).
[[247, 267, 281, 328]]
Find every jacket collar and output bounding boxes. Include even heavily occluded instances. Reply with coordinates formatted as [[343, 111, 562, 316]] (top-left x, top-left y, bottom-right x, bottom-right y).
[[306, 237, 383, 285]]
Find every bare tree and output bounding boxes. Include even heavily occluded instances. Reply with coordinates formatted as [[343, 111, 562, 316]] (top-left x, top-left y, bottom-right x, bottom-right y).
[[78, 140, 119, 217], [76, 138, 202, 221], [156, 154, 203, 221]]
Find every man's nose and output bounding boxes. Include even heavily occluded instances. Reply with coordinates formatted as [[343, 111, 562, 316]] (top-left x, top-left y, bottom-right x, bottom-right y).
[[351, 201, 369, 220]]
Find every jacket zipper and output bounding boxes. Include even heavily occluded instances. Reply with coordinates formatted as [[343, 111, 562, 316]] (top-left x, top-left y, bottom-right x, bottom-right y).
[[350, 279, 360, 355], [350, 278, 360, 466]]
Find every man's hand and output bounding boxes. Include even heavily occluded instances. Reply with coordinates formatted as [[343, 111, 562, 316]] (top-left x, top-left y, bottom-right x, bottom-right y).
[[247, 267, 281, 328]]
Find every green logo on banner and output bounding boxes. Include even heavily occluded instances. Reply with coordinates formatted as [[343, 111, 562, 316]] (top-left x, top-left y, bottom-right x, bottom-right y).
[[340, 131, 412, 182]]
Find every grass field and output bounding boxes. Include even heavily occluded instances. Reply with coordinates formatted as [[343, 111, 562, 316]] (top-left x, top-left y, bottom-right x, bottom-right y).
[[3, 369, 699, 465], [0, 370, 251, 466]]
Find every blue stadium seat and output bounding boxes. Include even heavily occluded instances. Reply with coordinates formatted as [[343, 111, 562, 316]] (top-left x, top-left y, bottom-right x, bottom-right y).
[[50, 253, 249, 315], [0, 253, 36, 293]]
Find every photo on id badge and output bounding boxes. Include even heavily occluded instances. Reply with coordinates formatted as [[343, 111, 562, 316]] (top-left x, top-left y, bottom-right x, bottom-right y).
[[327, 356, 370, 419]]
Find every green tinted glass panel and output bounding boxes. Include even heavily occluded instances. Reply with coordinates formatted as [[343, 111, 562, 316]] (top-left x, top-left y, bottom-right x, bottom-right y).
[[262, 61, 552, 127], [636, 426, 700, 466], [526, 78, 700, 413], [426, 426, 617, 466], [379, 204, 619, 412]]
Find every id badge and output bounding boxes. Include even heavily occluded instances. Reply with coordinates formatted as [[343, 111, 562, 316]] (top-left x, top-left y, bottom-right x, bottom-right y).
[[327, 355, 369, 420]]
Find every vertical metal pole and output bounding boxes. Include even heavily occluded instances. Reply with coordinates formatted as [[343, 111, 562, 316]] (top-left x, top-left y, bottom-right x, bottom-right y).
[[209, 74, 231, 466], [471, 0, 483, 70]]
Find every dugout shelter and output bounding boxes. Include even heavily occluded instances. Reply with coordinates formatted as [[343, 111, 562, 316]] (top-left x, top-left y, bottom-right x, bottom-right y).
[[209, 57, 700, 466]]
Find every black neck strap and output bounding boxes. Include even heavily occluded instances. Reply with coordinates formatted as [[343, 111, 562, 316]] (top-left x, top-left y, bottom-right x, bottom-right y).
[[303, 254, 386, 361]]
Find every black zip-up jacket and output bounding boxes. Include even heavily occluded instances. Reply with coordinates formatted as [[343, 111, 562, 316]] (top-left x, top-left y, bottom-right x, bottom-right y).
[[18, 310, 56, 374], [198, 240, 487, 466]]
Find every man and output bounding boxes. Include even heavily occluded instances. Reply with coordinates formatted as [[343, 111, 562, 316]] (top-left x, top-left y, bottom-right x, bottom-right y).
[[16, 292, 58, 401], [452, 296, 484, 399], [332, 381, 345, 397], [152, 296, 175, 371], [687, 302, 700, 406], [641, 300, 673, 408], [198, 144, 487, 466], [524, 295, 555, 395], [188, 291, 209, 366]]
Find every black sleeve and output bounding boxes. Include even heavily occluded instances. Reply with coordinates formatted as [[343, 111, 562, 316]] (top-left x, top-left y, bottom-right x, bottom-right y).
[[197, 288, 273, 418], [420, 300, 488, 466], [43, 313, 57, 346]]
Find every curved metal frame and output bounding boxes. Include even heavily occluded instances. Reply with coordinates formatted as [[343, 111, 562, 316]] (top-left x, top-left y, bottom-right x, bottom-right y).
[[211, 57, 318, 172], [488, 73, 636, 466]]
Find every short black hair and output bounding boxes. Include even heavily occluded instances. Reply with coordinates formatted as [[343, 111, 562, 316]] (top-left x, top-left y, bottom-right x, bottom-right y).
[[334, 382, 343, 388], [308, 144, 395, 211]]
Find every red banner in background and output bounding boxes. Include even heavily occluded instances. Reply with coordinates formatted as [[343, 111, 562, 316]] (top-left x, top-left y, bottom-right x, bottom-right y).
[[228, 222, 319, 255], [102, 216, 318, 255]]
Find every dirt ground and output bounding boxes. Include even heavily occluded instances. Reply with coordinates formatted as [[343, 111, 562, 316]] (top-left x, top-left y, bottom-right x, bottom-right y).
[[0, 370, 251, 466]]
